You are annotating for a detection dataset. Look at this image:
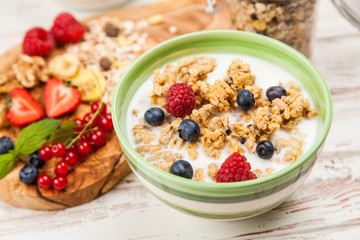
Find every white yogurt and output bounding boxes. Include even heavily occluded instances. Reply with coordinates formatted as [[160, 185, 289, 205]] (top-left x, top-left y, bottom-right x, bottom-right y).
[[126, 53, 318, 182]]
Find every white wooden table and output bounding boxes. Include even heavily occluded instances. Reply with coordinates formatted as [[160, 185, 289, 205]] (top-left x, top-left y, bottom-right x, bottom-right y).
[[0, 0, 359, 239]]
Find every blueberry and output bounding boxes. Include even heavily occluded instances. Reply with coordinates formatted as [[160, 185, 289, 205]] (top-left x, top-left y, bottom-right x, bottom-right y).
[[266, 86, 287, 101], [256, 140, 275, 159], [30, 153, 45, 168], [237, 90, 255, 111], [19, 164, 39, 185], [144, 107, 165, 126], [178, 119, 200, 142], [0, 137, 14, 154], [170, 160, 193, 179]]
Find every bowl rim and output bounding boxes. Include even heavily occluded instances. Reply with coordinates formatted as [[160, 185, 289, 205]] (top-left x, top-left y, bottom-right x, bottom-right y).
[[112, 30, 333, 190]]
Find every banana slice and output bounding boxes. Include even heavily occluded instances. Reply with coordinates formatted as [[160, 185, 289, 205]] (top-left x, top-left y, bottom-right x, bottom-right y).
[[71, 70, 106, 102], [49, 53, 80, 80]]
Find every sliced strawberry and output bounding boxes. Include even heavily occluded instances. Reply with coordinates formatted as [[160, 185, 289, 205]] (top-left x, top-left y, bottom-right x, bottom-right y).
[[6, 88, 44, 126], [44, 78, 81, 118]]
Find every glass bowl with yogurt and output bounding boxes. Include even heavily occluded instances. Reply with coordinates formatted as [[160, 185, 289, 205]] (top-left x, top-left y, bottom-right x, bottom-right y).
[[112, 30, 332, 220]]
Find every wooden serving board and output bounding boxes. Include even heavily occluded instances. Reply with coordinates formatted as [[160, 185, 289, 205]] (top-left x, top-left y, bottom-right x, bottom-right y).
[[0, 0, 234, 210]]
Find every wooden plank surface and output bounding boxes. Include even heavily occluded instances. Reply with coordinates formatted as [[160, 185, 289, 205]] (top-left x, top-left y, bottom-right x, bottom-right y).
[[0, 0, 360, 239]]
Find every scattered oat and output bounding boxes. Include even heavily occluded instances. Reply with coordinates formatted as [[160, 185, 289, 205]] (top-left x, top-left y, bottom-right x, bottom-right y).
[[168, 25, 178, 34], [147, 14, 165, 25]]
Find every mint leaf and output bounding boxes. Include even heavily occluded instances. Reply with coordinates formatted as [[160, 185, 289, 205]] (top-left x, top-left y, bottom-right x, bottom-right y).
[[0, 152, 16, 180], [14, 119, 61, 157], [49, 120, 77, 146]]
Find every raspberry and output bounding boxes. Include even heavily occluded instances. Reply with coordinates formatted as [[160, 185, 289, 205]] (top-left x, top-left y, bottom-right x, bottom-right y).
[[22, 27, 55, 57], [216, 153, 257, 183], [51, 13, 86, 43], [165, 83, 196, 117]]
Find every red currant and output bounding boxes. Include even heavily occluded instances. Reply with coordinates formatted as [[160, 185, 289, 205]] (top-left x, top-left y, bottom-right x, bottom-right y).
[[76, 140, 92, 157], [55, 160, 69, 176], [39, 146, 53, 161], [99, 113, 113, 132], [83, 112, 100, 127], [74, 118, 84, 132], [63, 150, 78, 166], [69, 144, 77, 152], [37, 174, 53, 189], [80, 134, 89, 141], [53, 176, 67, 190], [91, 101, 107, 115], [51, 142, 66, 157], [89, 130, 107, 147]]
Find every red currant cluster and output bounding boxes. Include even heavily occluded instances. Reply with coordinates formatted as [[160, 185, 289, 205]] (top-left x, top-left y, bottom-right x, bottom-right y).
[[36, 101, 114, 191]]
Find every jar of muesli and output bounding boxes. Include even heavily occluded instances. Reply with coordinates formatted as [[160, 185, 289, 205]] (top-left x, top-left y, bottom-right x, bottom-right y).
[[232, 0, 317, 58]]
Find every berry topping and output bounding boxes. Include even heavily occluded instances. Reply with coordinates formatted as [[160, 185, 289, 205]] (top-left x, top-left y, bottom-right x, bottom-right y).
[[237, 89, 255, 111], [83, 112, 100, 127], [256, 140, 275, 159], [51, 142, 66, 157], [22, 27, 55, 57], [55, 160, 69, 176], [51, 12, 86, 43], [53, 176, 67, 190], [99, 113, 114, 132], [80, 134, 89, 142], [0, 136, 14, 154], [165, 83, 196, 117], [30, 153, 45, 168], [216, 153, 257, 183], [266, 86, 287, 101], [76, 140, 91, 157], [6, 88, 44, 127], [37, 174, 53, 189], [178, 119, 200, 142], [19, 164, 39, 185], [89, 130, 107, 147], [64, 150, 78, 166], [170, 160, 193, 179], [39, 146, 53, 161], [144, 107, 165, 126], [74, 118, 84, 132], [90, 101, 107, 115], [44, 78, 81, 118]]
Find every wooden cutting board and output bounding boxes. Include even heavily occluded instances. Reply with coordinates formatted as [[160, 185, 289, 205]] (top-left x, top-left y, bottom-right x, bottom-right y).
[[0, 0, 234, 210]]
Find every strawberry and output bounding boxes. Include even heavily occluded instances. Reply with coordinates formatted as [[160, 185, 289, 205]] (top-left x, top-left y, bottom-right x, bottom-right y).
[[6, 88, 44, 126], [44, 78, 81, 118]]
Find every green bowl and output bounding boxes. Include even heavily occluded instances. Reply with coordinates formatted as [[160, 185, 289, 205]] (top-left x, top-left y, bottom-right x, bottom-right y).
[[112, 30, 332, 220]]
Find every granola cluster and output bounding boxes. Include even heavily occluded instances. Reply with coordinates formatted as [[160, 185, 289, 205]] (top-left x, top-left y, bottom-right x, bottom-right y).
[[232, 0, 317, 57], [132, 56, 318, 181]]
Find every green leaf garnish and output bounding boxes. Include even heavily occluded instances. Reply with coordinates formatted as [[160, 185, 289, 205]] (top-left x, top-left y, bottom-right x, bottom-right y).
[[49, 120, 77, 145], [0, 152, 16, 180], [14, 119, 61, 157]]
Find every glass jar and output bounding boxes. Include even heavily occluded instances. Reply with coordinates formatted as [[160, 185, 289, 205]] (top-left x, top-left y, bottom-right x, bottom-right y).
[[232, 0, 317, 58]]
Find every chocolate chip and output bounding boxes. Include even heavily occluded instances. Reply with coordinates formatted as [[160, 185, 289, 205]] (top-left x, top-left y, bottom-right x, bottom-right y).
[[239, 138, 247, 144], [100, 57, 112, 71], [104, 23, 120, 37]]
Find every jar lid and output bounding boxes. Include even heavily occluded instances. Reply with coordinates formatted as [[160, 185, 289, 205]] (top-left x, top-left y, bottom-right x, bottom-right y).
[[332, 0, 360, 30]]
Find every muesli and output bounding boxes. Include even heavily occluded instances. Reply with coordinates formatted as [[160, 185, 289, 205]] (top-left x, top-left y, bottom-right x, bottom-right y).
[[128, 54, 319, 183]]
